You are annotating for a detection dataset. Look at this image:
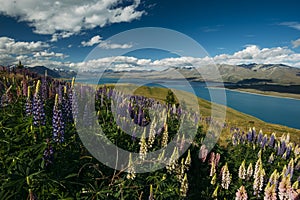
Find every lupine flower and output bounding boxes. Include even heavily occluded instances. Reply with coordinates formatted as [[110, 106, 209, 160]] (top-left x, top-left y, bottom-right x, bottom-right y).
[[32, 80, 46, 126], [264, 183, 277, 200], [210, 161, 216, 177], [278, 174, 291, 200], [126, 153, 136, 180], [199, 144, 208, 162], [269, 133, 276, 148], [261, 134, 268, 149], [253, 166, 265, 196], [268, 153, 275, 163], [257, 130, 263, 145], [236, 185, 248, 200], [253, 158, 265, 196], [166, 147, 179, 173], [161, 123, 168, 148], [269, 169, 280, 187], [184, 149, 191, 170], [287, 158, 294, 180], [239, 160, 246, 179], [246, 163, 253, 180], [139, 129, 148, 160], [221, 163, 231, 190], [209, 152, 215, 165], [180, 173, 188, 197], [147, 117, 156, 149], [52, 94, 64, 143]]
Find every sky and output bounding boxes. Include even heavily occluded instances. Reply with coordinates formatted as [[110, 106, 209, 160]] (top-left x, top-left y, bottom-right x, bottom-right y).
[[0, 0, 300, 70]]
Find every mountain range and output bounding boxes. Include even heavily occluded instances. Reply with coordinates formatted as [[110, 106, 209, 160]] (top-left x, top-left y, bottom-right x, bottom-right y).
[[28, 63, 300, 85]]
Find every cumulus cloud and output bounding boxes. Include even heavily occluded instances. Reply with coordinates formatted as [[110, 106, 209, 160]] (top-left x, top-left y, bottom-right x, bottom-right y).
[[98, 42, 133, 49], [81, 35, 103, 46], [33, 51, 66, 59], [0, 0, 144, 39], [69, 45, 300, 71], [292, 38, 300, 48], [0, 37, 67, 66], [0, 37, 49, 55], [81, 35, 133, 49]]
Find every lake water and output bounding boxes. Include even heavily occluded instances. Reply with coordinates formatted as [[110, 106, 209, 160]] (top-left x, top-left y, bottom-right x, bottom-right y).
[[78, 78, 300, 129]]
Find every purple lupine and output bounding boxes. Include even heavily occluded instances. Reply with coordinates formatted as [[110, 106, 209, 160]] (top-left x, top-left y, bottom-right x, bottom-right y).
[[32, 80, 46, 126], [261, 135, 268, 149], [247, 128, 253, 142], [52, 94, 65, 143], [257, 130, 263, 145], [278, 141, 286, 156], [269, 133, 276, 148], [25, 86, 32, 116], [43, 138, 54, 167], [62, 86, 72, 123]]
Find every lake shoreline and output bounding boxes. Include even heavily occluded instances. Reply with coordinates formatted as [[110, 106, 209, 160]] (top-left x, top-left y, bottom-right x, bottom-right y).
[[225, 88, 300, 100]]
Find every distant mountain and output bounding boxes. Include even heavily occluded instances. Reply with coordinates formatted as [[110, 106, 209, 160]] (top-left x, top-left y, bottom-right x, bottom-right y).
[[27, 66, 77, 78], [28, 66, 61, 78], [102, 63, 300, 85]]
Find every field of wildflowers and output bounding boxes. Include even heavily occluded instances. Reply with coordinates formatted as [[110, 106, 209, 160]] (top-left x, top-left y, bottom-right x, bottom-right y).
[[0, 67, 299, 199]]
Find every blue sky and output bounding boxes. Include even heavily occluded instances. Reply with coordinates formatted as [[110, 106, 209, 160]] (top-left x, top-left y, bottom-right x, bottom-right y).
[[0, 0, 300, 69]]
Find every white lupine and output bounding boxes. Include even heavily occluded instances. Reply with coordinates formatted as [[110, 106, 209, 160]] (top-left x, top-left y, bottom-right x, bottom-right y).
[[221, 163, 231, 190], [239, 160, 246, 179], [126, 153, 136, 180], [147, 117, 156, 148], [246, 163, 253, 180], [161, 123, 169, 147], [139, 129, 148, 160], [210, 161, 216, 177], [253, 166, 265, 196], [184, 149, 191, 170], [180, 173, 188, 197], [166, 147, 179, 173]]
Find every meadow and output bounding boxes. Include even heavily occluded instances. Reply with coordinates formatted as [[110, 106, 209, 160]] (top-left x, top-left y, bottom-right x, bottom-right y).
[[0, 67, 299, 199]]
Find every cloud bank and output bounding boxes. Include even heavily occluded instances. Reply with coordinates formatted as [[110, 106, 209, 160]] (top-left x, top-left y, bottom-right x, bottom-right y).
[[0, 0, 144, 39]]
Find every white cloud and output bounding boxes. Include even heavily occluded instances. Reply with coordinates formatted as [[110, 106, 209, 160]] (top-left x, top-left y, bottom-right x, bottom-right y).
[[81, 35, 103, 46], [98, 41, 133, 49], [0, 0, 144, 39], [70, 45, 300, 71], [0, 37, 49, 55], [33, 51, 66, 59], [213, 45, 300, 67], [0, 37, 68, 66], [280, 22, 300, 31], [81, 35, 133, 49], [292, 38, 300, 48]]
